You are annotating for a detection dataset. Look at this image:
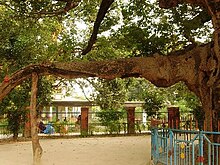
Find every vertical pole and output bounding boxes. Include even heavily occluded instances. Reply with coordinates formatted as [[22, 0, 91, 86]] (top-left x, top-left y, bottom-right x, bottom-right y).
[[126, 107, 135, 134], [151, 128, 158, 163], [169, 130, 173, 165], [30, 72, 42, 164], [65, 107, 68, 118], [142, 111, 147, 126], [49, 106, 53, 121], [192, 143, 195, 165], [198, 131, 204, 165], [81, 107, 89, 136]]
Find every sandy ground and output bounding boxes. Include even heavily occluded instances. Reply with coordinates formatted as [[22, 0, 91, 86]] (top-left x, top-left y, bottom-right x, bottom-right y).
[[0, 135, 151, 165]]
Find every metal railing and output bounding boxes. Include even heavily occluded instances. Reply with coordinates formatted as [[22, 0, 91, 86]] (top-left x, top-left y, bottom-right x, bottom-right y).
[[151, 128, 220, 165], [0, 124, 23, 139], [0, 121, 151, 138], [0, 111, 197, 138], [38, 121, 151, 135]]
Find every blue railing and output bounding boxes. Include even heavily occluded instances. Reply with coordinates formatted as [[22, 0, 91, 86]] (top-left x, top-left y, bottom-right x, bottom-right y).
[[151, 128, 220, 165]]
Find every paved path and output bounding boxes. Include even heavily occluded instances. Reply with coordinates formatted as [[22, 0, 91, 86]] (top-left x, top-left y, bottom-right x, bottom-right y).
[[0, 135, 151, 165]]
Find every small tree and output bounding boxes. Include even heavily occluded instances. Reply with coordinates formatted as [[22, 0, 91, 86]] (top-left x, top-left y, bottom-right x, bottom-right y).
[[143, 91, 164, 118], [97, 108, 125, 134], [0, 78, 53, 140], [92, 78, 127, 134], [0, 84, 29, 140]]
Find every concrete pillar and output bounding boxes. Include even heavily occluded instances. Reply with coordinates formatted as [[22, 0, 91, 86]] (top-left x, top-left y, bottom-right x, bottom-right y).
[[81, 107, 89, 135], [168, 107, 180, 129], [65, 107, 68, 118], [126, 107, 135, 134]]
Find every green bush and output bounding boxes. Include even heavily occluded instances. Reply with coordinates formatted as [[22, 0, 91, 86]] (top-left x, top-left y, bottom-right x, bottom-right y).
[[97, 109, 125, 134]]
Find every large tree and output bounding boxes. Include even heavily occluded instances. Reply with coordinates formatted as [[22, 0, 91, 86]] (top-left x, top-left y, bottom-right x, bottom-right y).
[[0, 0, 219, 131], [0, 0, 220, 163]]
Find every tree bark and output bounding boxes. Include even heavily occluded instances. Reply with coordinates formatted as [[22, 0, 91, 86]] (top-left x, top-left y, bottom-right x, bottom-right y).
[[24, 111, 31, 138], [159, 0, 220, 128], [0, 38, 217, 135], [30, 72, 42, 165], [158, 0, 220, 163], [0, 44, 210, 101], [0, 0, 218, 135], [0, 0, 219, 163]]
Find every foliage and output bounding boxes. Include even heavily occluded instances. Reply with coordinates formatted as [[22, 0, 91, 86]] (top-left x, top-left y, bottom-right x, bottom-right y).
[[0, 77, 53, 139], [163, 83, 201, 114], [125, 77, 201, 117], [113, 1, 212, 57], [0, 1, 213, 62], [37, 77, 54, 109], [126, 78, 152, 101], [0, 84, 29, 139], [125, 79, 201, 117], [90, 78, 127, 133], [0, 0, 211, 133], [0, 4, 57, 138], [193, 106, 205, 130], [91, 78, 128, 110], [97, 109, 125, 134], [143, 91, 164, 117]]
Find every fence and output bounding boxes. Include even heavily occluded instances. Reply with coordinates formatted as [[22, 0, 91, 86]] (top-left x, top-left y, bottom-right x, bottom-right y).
[[39, 110, 197, 131], [0, 121, 151, 138], [39, 121, 150, 136], [38, 111, 152, 135], [0, 111, 197, 138], [0, 124, 24, 139], [151, 128, 220, 165]]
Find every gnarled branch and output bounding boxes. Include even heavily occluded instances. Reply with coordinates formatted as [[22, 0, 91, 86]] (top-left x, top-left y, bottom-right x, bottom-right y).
[[0, 44, 211, 101]]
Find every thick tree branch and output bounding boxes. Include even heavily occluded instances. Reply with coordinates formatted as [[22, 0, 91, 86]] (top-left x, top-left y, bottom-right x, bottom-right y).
[[33, 0, 80, 16], [81, 0, 114, 55], [0, 44, 211, 101], [159, 0, 206, 8]]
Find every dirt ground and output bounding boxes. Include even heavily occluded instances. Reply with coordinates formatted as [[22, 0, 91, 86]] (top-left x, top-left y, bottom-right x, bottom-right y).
[[0, 135, 151, 165]]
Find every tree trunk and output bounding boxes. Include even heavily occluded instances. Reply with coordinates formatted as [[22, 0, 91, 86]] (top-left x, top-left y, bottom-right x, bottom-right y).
[[24, 112, 31, 138], [158, 0, 220, 133], [0, 0, 218, 135], [30, 72, 42, 164], [212, 85, 220, 163]]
